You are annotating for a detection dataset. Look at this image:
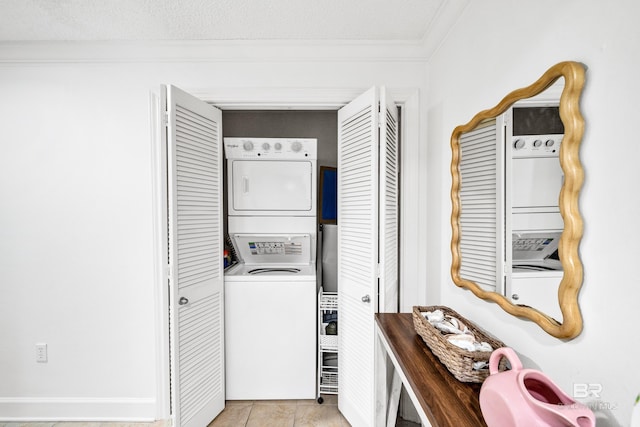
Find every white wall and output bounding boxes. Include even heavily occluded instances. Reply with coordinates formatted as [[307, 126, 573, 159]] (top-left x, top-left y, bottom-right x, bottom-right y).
[[0, 42, 429, 420], [427, 1, 640, 426]]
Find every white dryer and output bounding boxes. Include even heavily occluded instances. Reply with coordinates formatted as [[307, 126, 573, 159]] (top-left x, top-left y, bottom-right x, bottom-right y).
[[224, 137, 317, 217]]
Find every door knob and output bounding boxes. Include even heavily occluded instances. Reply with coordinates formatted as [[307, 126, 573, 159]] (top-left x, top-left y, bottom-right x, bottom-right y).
[[179, 297, 189, 305], [361, 295, 370, 303]]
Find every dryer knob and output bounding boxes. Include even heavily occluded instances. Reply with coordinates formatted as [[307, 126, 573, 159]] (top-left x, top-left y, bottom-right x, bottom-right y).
[[274, 142, 283, 150], [513, 139, 526, 150], [262, 142, 271, 150], [243, 141, 254, 151], [291, 141, 302, 152]]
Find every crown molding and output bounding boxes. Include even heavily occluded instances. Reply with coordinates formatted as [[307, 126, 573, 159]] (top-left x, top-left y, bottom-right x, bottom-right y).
[[0, 39, 430, 64]]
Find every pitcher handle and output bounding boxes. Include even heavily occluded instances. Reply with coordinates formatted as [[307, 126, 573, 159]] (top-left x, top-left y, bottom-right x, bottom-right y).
[[489, 347, 523, 375], [563, 402, 596, 427]]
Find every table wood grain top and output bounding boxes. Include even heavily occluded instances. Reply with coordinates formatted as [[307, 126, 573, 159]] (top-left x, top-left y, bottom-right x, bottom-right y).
[[375, 313, 487, 427]]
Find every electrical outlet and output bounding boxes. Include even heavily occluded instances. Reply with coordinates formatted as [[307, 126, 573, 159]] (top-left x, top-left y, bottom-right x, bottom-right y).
[[35, 343, 47, 363]]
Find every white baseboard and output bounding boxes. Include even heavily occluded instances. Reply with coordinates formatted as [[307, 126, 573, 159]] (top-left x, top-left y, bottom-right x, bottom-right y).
[[0, 397, 159, 423]]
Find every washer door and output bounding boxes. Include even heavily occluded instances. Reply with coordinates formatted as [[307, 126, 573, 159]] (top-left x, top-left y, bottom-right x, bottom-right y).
[[248, 267, 301, 275]]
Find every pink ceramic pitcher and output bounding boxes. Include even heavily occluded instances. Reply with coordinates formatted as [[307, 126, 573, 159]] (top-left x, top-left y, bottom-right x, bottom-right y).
[[480, 347, 595, 427]]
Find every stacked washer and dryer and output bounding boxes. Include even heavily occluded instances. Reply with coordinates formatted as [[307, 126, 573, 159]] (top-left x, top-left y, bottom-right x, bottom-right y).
[[224, 137, 318, 400]]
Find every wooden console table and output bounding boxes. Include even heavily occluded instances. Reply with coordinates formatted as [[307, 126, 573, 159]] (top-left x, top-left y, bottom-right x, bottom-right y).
[[374, 313, 487, 427]]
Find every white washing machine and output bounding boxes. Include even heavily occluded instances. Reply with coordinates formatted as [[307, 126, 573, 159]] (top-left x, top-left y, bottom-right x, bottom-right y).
[[224, 231, 317, 400], [224, 138, 318, 400], [224, 260, 317, 400]]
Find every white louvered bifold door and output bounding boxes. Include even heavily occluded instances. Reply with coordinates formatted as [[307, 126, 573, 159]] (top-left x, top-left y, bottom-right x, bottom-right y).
[[164, 85, 225, 427], [337, 87, 380, 427], [458, 118, 505, 293], [378, 88, 399, 314]]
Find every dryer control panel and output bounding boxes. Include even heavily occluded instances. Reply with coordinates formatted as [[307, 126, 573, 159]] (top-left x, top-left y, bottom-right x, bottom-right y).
[[511, 134, 562, 158], [224, 137, 317, 160]]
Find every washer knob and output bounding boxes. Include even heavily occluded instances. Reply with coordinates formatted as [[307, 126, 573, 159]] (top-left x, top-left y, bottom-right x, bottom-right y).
[[513, 139, 526, 150], [545, 139, 555, 147], [533, 139, 543, 148], [262, 142, 271, 150], [242, 141, 254, 151], [274, 142, 283, 150], [291, 141, 302, 152]]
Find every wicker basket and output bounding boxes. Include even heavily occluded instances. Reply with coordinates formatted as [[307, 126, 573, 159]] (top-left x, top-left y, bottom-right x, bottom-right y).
[[412, 305, 507, 383]]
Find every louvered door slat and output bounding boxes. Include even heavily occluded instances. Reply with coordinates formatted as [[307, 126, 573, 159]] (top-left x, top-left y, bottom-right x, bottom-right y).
[[176, 108, 217, 130], [176, 154, 217, 171], [166, 85, 224, 427]]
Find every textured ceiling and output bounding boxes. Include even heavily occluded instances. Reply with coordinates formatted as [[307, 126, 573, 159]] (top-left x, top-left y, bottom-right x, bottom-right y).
[[0, 0, 448, 41]]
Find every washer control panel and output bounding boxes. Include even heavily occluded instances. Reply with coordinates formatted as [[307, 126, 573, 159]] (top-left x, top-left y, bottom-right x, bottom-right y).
[[224, 137, 317, 159]]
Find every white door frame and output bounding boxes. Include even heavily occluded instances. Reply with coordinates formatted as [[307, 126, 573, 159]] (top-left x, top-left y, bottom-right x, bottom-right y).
[[150, 86, 423, 420]]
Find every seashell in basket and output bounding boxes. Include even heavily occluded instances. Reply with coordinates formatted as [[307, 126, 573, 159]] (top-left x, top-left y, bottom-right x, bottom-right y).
[[413, 305, 508, 383], [433, 319, 462, 334], [445, 333, 476, 351]]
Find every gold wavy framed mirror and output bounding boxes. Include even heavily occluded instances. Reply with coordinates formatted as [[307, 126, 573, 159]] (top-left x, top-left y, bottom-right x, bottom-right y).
[[450, 61, 586, 339]]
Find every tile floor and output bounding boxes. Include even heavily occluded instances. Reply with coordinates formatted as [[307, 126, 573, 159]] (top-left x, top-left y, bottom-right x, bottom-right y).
[[207, 395, 349, 427], [0, 423, 165, 427], [207, 395, 421, 427]]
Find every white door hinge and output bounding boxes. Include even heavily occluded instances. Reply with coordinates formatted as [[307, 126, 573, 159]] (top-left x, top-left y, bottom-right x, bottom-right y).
[[163, 111, 169, 127], [502, 111, 510, 126]]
